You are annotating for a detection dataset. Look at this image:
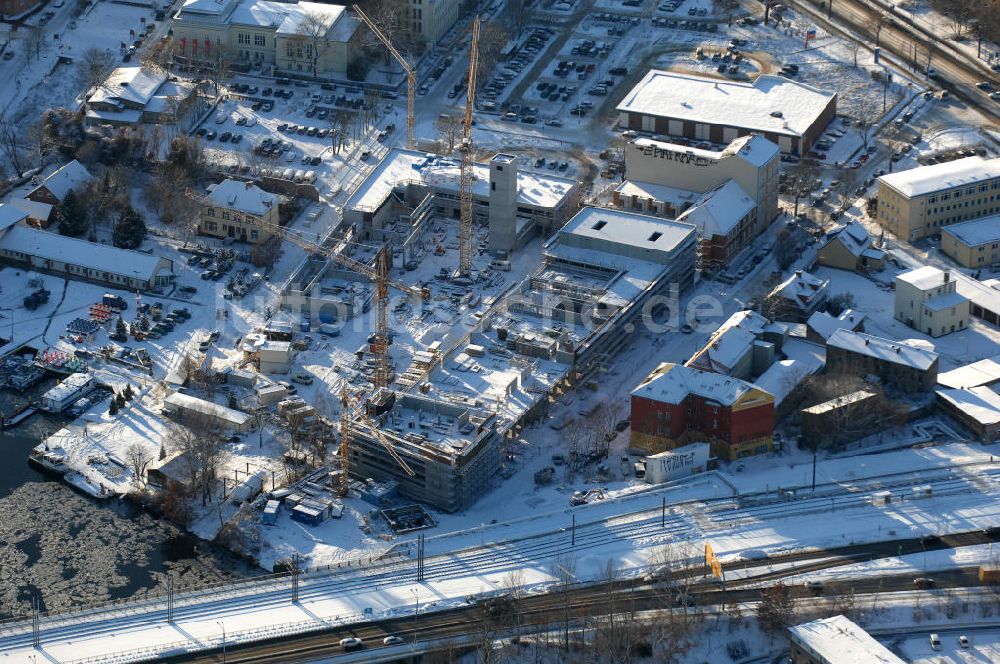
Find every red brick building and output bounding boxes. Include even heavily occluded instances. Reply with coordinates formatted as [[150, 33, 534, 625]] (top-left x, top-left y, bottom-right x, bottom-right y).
[[630, 363, 775, 461]]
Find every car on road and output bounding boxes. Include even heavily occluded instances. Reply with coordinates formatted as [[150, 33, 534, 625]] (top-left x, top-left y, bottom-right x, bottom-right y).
[[291, 372, 313, 385], [913, 577, 935, 589], [339, 637, 363, 651], [959, 635, 969, 648], [2, 51, 14, 60], [929, 633, 941, 650], [382, 635, 404, 646], [977, 81, 994, 91]]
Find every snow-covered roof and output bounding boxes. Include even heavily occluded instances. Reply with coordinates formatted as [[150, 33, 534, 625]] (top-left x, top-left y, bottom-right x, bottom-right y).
[[632, 362, 771, 407], [205, 179, 279, 216], [89, 67, 168, 108], [822, 219, 872, 257], [41, 373, 93, 403], [936, 386, 1000, 426], [617, 70, 836, 138], [938, 354, 1000, 389], [772, 270, 828, 308], [942, 214, 1000, 247], [0, 225, 170, 281], [754, 359, 816, 406], [677, 179, 756, 238], [559, 207, 696, 255], [807, 309, 865, 341], [164, 392, 251, 427], [346, 149, 576, 213], [31, 160, 91, 201], [0, 203, 27, 232], [230, 0, 349, 36], [878, 156, 1000, 198], [827, 329, 938, 371], [781, 337, 826, 369], [896, 265, 950, 291], [954, 271, 1000, 317], [789, 615, 904, 664], [923, 290, 968, 312], [614, 179, 700, 207], [631, 133, 779, 168], [6, 197, 53, 221], [687, 310, 769, 374]]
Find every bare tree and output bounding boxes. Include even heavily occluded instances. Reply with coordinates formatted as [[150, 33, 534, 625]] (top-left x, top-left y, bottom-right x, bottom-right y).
[[77, 47, 118, 93], [26, 27, 45, 64], [856, 118, 874, 152], [757, 582, 795, 637], [434, 113, 462, 154], [0, 112, 27, 178], [476, 21, 510, 92], [167, 417, 224, 506], [786, 157, 821, 217], [293, 11, 332, 79], [125, 443, 153, 488]]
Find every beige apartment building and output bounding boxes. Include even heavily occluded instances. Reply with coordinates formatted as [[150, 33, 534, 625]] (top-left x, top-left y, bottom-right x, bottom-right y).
[[894, 265, 969, 337], [406, 0, 461, 45], [876, 156, 1000, 241], [200, 179, 280, 245], [171, 0, 359, 77], [940, 214, 1000, 268]]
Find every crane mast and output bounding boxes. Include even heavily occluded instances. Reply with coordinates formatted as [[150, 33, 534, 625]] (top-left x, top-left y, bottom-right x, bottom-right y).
[[337, 387, 416, 497], [459, 16, 481, 278], [353, 5, 416, 150]]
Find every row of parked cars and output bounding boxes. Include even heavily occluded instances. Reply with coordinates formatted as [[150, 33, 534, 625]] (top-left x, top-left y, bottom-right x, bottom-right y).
[[478, 27, 554, 109]]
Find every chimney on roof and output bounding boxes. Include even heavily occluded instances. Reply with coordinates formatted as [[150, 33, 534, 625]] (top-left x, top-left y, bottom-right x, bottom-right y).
[[864, 339, 870, 345], [245, 181, 252, 189], [943, 270, 950, 283], [895, 347, 901, 354]]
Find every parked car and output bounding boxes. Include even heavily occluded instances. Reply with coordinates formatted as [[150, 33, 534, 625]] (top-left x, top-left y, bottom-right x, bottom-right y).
[[339, 637, 363, 651]]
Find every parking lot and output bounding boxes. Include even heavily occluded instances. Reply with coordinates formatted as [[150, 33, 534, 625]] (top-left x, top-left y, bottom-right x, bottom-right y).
[[192, 78, 398, 194]]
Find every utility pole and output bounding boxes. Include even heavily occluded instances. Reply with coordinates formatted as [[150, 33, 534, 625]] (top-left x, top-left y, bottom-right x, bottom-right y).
[[292, 553, 300, 603], [416, 533, 425, 582], [166, 575, 174, 623], [812, 446, 818, 491], [32, 596, 39, 648], [571, 514, 576, 546]]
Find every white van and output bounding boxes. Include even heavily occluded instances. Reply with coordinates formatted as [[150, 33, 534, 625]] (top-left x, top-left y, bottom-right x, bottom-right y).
[[929, 633, 941, 650], [304, 170, 317, 184], [293, 169, 305, 183]]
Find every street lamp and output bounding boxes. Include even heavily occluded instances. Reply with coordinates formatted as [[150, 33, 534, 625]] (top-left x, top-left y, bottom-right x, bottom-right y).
[[216, 620, 226, 664]]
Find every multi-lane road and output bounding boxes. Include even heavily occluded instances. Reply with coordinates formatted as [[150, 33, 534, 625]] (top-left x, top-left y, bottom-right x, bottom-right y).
[[174, 529, 1000, 663]]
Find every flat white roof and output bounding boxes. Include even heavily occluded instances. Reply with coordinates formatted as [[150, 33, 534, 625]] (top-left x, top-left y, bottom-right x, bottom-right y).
[[615, 179, 700, 206], [878, 156, 1000, 198], [937, 386, 1000, 426], [954, 271, 1000, 315], [164, 392, 251, 427], [0, 203, 27, 232], [938, 354, 1000, 389], [0, 225, 170, 281], [942, 214, 1000, 247], [617, 70, 835, 138], [632, 133, 779, 168], [230, 0, 348, 36], [346, 149, 575, 213], [896, 265, 949, 290], [827, 329, 938, 371], [560, 207, 696, 254], [789, 615, 904, 664]]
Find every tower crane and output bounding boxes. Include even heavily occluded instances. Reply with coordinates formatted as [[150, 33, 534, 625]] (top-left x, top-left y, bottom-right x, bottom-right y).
[[458, 15, 480, 278], [353, 5, 416, 150], [261, 222, 429, 390], [338, 386, 415, 497]]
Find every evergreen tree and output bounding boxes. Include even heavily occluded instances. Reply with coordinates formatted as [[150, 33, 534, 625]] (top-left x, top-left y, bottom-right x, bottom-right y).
[[123, 383, 135, 401], [115, 316, 128, 337], [112, 206, 146, 249], [159, 444, 166, 461], [116, 393, 127, 409], [57, 189, 88, 237], [109, 397, 119, 416], [227, 390, 237, 409]]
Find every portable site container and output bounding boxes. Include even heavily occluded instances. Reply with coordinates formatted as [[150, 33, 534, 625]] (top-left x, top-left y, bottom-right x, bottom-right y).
[[291, 504, 323, 526], [262, 499, 280, 525]]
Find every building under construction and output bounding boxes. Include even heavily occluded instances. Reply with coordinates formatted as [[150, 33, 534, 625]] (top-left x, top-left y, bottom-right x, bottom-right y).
[[350, 389, 500, 512], [343, 149, 580, 258]]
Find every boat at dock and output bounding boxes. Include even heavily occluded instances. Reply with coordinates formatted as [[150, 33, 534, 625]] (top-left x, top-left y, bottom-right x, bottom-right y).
[[2, 405, 37, 429], [63, 470, 116, 500]]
